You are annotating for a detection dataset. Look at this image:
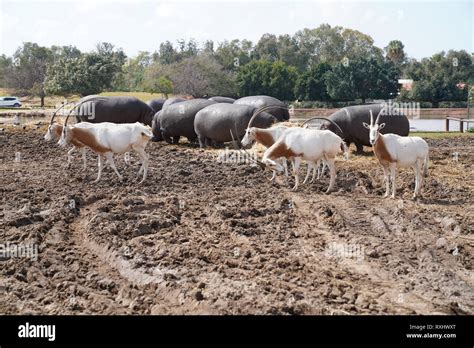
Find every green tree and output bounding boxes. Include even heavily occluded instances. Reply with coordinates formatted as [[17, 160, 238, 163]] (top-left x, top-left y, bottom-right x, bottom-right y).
[[215, 39, 253, 71], [45, 44, 126, 96], [402, 50, 473, 107], [0, 54, 12, 87], [294, 62, 332, 101], [142, 63, 175, 98], [384, 40, 406, 66], [6, 42, 53, 106], [236, 60, 297, 100], [325, 56, 398, 103]]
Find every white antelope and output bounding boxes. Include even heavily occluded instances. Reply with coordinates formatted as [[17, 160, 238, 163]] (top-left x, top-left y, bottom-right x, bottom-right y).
[[58, 122, 153, 183], [261, 127, 348, 192], [44, 123, 88, 170], [363, 110, 429, 199]]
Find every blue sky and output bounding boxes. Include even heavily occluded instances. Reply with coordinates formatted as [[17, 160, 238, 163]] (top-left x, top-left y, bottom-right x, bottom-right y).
[[0, 0, 472, 59]]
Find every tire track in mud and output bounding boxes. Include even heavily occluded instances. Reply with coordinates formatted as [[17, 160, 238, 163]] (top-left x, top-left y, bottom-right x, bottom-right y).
[[67, 200, 218, 314], [289, 190, 473, 314]]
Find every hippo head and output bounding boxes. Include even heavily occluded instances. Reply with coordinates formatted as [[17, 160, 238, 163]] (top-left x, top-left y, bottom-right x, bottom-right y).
[[151, 111, 163, 141]]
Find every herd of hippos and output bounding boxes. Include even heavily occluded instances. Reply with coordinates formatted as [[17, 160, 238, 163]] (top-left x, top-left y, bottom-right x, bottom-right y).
[[45, 94, 430, 198]]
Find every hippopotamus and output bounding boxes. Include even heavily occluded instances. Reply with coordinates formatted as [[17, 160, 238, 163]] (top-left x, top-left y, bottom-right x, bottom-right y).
[[234, 95, 289, 121], [320, 104, 410, 153], [157, 99, 216, 144], [74, 96, 154, 126], [194, 103, 276, 148], [162, 97, 187, 110], [151, 111, 163, 141], [147, 98, 165, 113], [209, 96, 235, 103]]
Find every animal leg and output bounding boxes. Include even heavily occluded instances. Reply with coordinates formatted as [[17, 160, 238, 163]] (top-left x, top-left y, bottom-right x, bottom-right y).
[[94, 155, 105, 182], [302, 161, 313, 184], [283, 159, 289, 185], [292, 157, 301, 191], [66, 147, 75, 168], [135, 148, 149, 183], [81, 148, 87, 171], [382, 166, 390, 198], [325, 156, 336, 193], [105, 153, 123, 182], [390, 164, 397, 198], [312, 160, 320, 183]]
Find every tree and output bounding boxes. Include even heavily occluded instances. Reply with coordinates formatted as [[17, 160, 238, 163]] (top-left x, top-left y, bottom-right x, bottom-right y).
[[236, 60, 297, 100], [215, 39, 253, 71], [155, 41, 180, 65], [294, 62, 332, 101], [113, 51, 151, 91], [255, 34, 279, 61], [0, 55, 12, 87], [385, 40, 406, 66], [401, 50, 474, 107], [6, 42, 52, 106], [325, 56, 399, 103], [170, 53, 236, 97], [45, 44, 126, 96], [142, 63, 175, 98], [293, 24, 382, 67]]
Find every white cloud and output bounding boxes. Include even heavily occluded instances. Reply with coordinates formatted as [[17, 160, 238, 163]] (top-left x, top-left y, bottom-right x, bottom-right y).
[[154, 2, 180, 18]]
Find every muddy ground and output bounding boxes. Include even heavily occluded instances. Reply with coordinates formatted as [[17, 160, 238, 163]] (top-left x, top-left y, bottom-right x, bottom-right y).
[[0, 126, 473, 315]]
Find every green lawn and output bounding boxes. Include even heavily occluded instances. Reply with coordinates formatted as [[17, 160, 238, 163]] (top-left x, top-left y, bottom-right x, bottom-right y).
[[411, 131, 474, 138]]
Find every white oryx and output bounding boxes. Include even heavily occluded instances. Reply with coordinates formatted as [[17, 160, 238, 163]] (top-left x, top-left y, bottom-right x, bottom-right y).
[[363, 110, 429, 199], [261, 127, 348, 192], [58, 122, 153, 183]]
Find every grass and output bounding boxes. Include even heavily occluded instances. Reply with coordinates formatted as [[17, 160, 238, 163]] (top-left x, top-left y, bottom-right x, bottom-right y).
[[410, 131, 474, 138], [0, 90, 172, 108]]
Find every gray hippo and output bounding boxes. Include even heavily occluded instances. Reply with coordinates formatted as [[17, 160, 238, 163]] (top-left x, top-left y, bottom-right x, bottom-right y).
[[158, 99, 216, 144], [234, 95, 289, 121], [318, 104, 410, 153], [147, 98, 165, 113], [209, 96, 235, 103], [194, 103, 276, 148], [151, 111, 163, 141], [74, 96, 154, 126], [162, 97, 187, 110]]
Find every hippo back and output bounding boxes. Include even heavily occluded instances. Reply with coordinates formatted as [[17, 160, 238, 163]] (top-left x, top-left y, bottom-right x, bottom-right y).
[[75, 96, 154, 126], [159, 99, 216, 140], [209, 96, 235, 103], [324, 104, 410, 146], [162, 97, 186, 110], [234, 95, 289, 121], [147, 98, 165, 113], [195, 103, 275, 143]]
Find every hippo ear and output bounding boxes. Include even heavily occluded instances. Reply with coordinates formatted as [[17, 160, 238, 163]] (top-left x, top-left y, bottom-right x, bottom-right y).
[[379, 123, 386, 130], [362, 122, 370, 129]]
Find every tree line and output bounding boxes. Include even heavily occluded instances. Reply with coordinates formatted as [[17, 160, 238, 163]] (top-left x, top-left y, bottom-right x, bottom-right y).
[[0, 24, 472, 107]]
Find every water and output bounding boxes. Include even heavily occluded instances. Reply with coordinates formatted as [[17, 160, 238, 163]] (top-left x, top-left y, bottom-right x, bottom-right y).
[[409, 119, 474, 132]]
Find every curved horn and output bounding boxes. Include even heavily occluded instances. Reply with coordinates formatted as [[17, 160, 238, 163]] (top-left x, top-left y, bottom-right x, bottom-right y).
[[369, 110, 374, 126], [247, 105, 289, 129], [62, 95, 107, 136], [374, 107, 384, 125], [49, 100, 76, 125], [300, 117, 344, 138]]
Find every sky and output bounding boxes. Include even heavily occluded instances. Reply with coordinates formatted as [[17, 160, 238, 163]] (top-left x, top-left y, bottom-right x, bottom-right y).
[[0, 0, 472, 60]]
